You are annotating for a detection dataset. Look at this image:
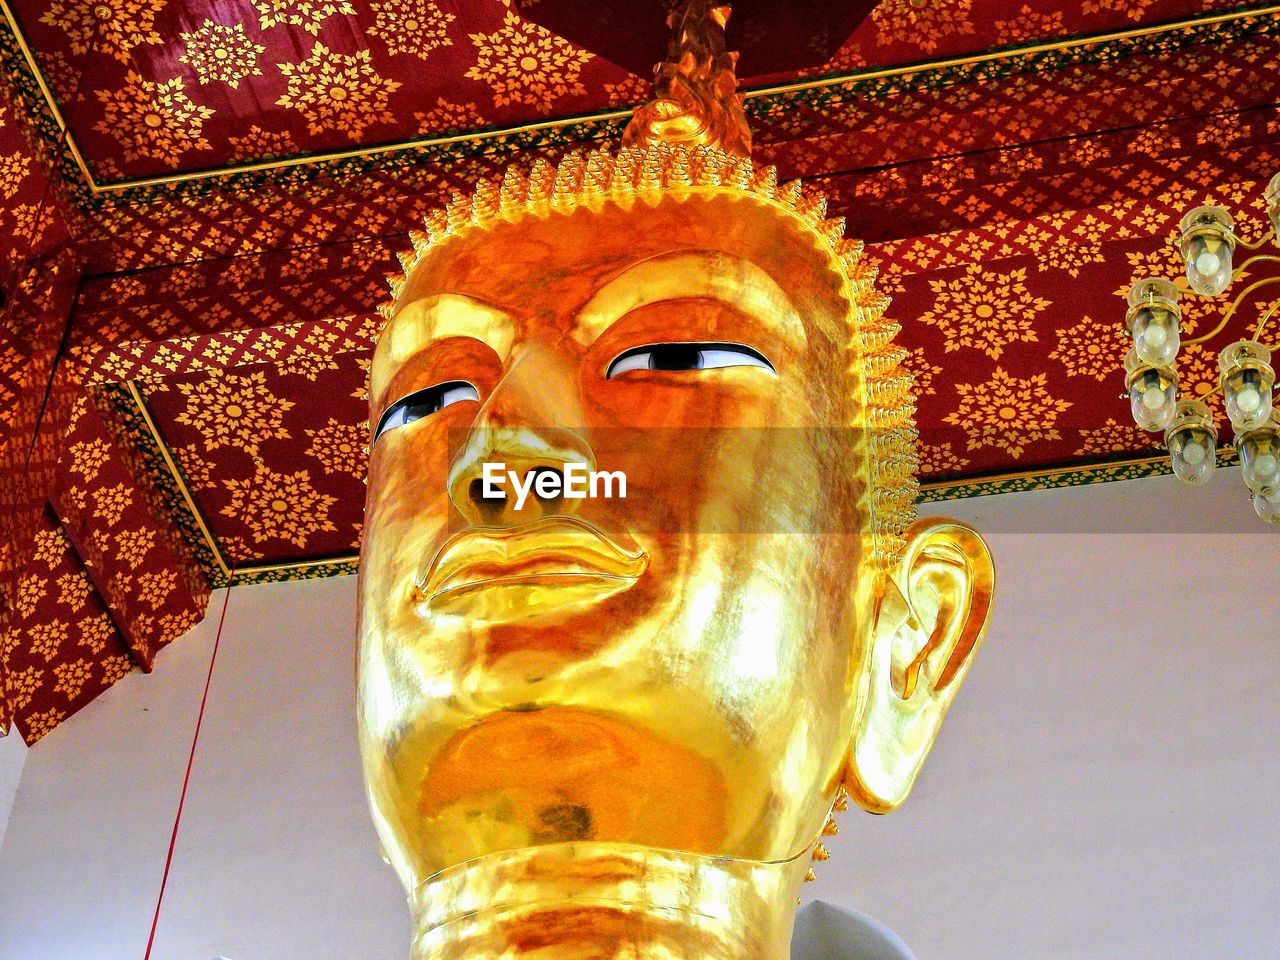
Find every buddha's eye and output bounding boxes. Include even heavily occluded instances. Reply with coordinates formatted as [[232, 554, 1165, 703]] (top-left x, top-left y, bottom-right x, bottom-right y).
[[606, 342, 775, 378], [373, 381, 479, 442]]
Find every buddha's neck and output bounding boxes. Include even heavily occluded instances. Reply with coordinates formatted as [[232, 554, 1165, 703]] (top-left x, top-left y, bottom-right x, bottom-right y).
[[411, 842, 807, 960]]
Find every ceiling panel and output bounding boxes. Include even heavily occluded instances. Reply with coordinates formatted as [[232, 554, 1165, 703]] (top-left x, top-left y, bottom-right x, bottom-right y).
[[4, 0, 1250, 184]]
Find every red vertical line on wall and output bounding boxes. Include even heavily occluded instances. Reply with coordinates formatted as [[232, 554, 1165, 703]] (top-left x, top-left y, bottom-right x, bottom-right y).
[[142, 458, 260, 960], [140, 581, 233, 960], [0, 13, 97, 733]]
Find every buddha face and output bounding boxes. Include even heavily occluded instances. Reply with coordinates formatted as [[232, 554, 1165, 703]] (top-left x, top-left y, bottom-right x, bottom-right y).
[[358, 190, 994, 897]]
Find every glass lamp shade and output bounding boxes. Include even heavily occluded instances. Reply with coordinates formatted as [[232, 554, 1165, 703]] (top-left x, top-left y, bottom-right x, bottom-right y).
[[1125, 277, 1181, 366], [1125, 351, 1178, 432], [1219, 340, 1275, 432], [1179, 206, 1235, 296], [1239, 417, 1280, 496], [1165, 399, 1217, 486], [1252, 490, 1280, 524]]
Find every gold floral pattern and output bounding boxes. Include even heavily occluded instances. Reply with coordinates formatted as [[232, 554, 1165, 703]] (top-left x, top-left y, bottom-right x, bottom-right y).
[[179, 21, 266, 89], [160, 608, 201, 639], [946, 368, 1072, 458], [903, 347, 944, 396], [174, 444, 215, 489], [24, 708, 66, 742], [175, 371, 294, 456], [1173, 342, 1225, 416], [465, 11, 593, 112], [918, 442, 971, 476], [16, 575, 47, 619], [33, 528, 68, 566], [305, 418, 364, 475], [1082, 0, 1158, 23], [870, 0, 975, 55], [39, 0, 166, 64], [29, 620, 69, 661], [354, 356, 373, 400], [112, 572, 133, 599], [137, 569, 178, 607], [52, 659, 94, 698], [56, 571, 92, 612], [222, 462, 337, 548], [1074, 418, 1157, 457], [278, 352, 339, 381], [93, 482, 134, 527], [69, 438, 111, 480], [415, 98, 486, 136], [994, 6, 1066, 44], [101, 655, 134, 685], [221, 534, 266, 563], [228, 126, 299, 162], [0, 152, 31, 198], [368, 0, 454, 58], [253, 0, 355, 35], [920, 264, 1052, 360], [1050, 314, 1127, 381], [6, 203, 47, 240], [1039, 243, 1104, 278], [1, 630, 19, 666], [277, 44, 402, 140], [602, 74, 650, 106], [116, 528, 157, 568], [10, 666, 43, 711], [94, 73, 215, 170], [80, 614, 114, 655]]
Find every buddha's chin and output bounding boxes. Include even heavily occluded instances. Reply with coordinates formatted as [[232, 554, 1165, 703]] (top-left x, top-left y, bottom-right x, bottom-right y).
[[411, 841, 805, 960], [417, 705, 730, 864]]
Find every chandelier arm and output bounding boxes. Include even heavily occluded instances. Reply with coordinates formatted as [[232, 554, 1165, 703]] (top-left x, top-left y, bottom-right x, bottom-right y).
[[1236, 254, 1280, 271], [1184, 273, 1280, 346], [1230, 230, 1276, 252]]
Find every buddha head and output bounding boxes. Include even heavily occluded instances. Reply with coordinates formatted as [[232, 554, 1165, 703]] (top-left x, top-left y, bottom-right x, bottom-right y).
[[357, 5, 994, 957]]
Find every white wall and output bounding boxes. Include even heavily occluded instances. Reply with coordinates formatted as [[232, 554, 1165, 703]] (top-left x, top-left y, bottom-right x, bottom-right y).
[[810, 532, 1280, 960], [0, 473, 1277, 960], [0, 580, 407, 960], [0, 727, 26, 851]]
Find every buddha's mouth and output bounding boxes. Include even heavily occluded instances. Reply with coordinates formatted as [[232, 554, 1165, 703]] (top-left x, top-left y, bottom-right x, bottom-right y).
[[415, 516, 647, 619]]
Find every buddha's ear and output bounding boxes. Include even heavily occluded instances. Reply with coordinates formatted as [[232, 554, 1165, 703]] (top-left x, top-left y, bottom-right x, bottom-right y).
[[844, 518, 995, 814]]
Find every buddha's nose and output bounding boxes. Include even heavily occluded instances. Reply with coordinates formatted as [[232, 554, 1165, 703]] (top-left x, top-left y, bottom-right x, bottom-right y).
[[448, 345, 596, 525]]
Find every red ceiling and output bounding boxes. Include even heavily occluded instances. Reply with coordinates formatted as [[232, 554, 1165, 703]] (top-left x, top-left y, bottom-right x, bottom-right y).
[[5, 0, 1248, 183]]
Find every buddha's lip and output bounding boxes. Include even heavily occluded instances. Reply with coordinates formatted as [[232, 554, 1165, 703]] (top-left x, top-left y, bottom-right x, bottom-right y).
[[417, 517, 647, 606]]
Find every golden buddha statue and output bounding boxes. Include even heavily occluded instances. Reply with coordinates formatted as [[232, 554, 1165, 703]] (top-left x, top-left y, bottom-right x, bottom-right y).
[[357, 5, 995, 958]]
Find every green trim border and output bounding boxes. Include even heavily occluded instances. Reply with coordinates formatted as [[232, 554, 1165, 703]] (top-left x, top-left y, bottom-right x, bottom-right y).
[[919, 448, 1241, 501]]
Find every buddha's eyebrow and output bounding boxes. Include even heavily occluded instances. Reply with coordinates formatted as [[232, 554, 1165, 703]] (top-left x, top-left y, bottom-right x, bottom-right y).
[[371, 293, 515, 403], [572, 249, 808, 347]]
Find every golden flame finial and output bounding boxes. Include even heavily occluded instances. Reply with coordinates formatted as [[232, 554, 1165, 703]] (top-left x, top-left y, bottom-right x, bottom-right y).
[[623, 1, 752, 157]]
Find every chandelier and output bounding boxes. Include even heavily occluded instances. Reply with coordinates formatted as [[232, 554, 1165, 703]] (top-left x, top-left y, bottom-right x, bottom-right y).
[[1121, 174, 1280, 524]]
